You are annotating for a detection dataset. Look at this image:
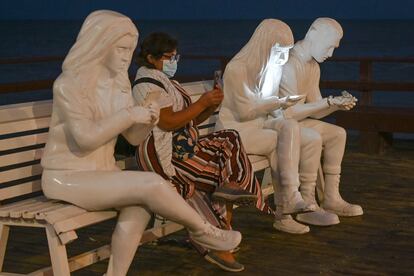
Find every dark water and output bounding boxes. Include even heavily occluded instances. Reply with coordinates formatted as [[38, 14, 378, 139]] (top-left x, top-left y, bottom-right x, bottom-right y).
[[1, 19, 414, 108]]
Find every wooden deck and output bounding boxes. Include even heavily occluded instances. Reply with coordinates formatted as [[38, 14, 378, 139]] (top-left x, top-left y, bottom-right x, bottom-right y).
[[2, 139, 414, 275]]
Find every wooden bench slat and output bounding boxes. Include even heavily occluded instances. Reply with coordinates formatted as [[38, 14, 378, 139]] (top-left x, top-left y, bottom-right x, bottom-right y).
[[0, 180, 42, 201], [0, 197, 48, 217], [9, 201, 57, 219], [0, 163, 43, 184], [0, 100, 52, 124], [0, 132, 48, 151], [0, 196, 44, 212], [38, 205, 87, 224], [53, 211, 117, 234], [23, 202, 65, 219], [0, 117, 50, 136], [0, 148, 44, 167]]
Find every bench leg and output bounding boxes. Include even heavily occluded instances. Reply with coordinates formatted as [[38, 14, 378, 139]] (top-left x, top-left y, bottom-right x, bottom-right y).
[[0, 224, 10, 271], [45, 225, 70, 276]]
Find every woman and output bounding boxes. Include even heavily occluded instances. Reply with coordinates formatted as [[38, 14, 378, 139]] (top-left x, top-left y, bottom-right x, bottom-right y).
[[133, 32, 272, 272], [41, 10, 241, 276]]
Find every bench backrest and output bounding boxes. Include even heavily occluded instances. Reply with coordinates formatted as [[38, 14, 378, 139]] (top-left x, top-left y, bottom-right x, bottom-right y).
[[0, 80, 215, 203]]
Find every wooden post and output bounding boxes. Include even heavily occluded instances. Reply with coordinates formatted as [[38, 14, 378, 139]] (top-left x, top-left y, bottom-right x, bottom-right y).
[[0, 224, 10, 272]]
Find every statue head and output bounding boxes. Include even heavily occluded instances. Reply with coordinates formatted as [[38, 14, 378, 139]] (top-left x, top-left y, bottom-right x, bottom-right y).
[[305, 17, 343, 63], [230, 19, 294, 89], [62, 10, 138, 90]]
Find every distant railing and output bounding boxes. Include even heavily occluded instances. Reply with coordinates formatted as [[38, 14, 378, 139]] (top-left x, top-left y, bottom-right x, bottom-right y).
[[1, 55, 413, 154]]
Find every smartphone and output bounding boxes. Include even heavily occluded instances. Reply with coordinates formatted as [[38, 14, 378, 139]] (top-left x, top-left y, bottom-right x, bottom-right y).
[[287, 95, 305, 102], [213, 70, 223, 89]]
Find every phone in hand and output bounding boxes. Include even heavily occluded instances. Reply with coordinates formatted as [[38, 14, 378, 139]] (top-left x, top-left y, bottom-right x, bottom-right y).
[[213, 70, 223, 89]]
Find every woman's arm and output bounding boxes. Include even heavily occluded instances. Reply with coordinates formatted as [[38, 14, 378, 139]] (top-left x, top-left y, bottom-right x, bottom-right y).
[[158, 87, 223, 131]]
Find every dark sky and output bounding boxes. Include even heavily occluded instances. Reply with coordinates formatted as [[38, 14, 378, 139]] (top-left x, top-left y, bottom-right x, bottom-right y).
[[0, 0, 413, 20]]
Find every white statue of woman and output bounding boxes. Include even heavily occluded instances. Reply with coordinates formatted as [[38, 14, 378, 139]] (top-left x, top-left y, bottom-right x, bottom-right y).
[[215, 19, 316, 234], [279, 18, 363, 223], [40, 10, 241, 276]]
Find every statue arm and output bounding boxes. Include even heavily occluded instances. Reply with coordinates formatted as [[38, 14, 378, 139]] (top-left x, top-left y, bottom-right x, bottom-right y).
[[225, 67, 282, 121], [55, 80, 137, 151], [279, 63, 337, 120]]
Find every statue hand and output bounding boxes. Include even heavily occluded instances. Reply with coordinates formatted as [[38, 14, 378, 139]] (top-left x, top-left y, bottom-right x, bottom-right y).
[[129, 104, 160, 125], [328, 91, 357, 111], [279, 95, 303, 109]]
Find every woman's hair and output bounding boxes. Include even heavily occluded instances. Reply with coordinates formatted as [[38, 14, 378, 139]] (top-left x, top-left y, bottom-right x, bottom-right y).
[[136, 32, 178, 68], [61, 10, 138, 95], [228, 19, 293, 90]]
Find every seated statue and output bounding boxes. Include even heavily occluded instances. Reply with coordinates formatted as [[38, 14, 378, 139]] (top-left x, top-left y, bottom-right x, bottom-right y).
[[279, 17, 363, 226], [40, 10, 241, 276], [215, 19, 316, 234]]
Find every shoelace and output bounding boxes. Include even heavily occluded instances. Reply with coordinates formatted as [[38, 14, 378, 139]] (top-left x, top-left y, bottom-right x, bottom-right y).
[[204, 225, 227, 241]]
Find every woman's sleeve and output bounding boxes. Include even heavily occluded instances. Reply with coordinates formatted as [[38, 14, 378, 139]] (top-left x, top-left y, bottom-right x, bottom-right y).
[[54, 78, 135, 151], [132, 82, 173, 109]]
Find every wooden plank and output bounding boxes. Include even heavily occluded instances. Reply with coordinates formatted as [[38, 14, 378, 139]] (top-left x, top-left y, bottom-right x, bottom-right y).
[[53, 211, 117, 234], [0, 198, 48, 217], [58, 231, 78, 245], [181, 80, 214, 96], [0, 100, 52, 124], [0, 219, 45, 228], [10, 201, 55, 219], [0, 180, 42, 201], [38, 205, 87, 224], [0, 196, 44, 213], [0, 117, 50, 136], [45, 224, 71, 276], [0, 148, 44, 167], [23, 203, 65, 220], [0, 163, 43, 184], [0, 132, 48, 151], [0, 224, 10, 271]]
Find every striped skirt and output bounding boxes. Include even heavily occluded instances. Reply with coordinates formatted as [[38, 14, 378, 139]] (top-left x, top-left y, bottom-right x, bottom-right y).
[[136, 129, 273, 231]]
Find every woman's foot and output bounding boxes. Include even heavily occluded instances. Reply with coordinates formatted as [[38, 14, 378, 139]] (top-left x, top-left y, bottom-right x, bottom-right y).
[[212, 182, 257, 205], [189, 221, 241, 252], [204, 250, 245, 272]]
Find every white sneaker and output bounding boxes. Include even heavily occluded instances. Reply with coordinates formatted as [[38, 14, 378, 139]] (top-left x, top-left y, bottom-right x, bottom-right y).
[[296, 207, 340, 226], [273, 216, 310, 234], [283, 191, 317, 215], [322, 200, 363, 217], [189, 222, 241, 251]]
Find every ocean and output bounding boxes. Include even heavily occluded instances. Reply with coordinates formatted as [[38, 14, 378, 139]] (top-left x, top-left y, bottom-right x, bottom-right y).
[[1, 19, 414, 108]]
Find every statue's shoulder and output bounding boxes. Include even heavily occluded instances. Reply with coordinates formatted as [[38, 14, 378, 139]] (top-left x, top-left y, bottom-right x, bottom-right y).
[[225, 61, 246, 77]]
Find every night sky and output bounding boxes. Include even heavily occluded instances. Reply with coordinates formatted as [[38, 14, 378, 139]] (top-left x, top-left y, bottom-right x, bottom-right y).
[[0, 0, 413, 20]]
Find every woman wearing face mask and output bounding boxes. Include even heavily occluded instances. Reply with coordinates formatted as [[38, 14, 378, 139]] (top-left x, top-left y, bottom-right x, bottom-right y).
[[133, 32, 272, 272]]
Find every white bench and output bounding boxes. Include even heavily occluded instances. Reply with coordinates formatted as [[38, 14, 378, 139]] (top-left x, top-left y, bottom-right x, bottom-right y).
[[0, 80, 324, 275]]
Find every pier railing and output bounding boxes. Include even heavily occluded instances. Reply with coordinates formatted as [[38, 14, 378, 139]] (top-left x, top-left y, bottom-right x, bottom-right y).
[[0, 55, 413, 153]]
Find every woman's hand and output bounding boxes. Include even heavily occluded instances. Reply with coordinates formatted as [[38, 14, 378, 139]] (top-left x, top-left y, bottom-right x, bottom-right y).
[[198, 86, 224, 108], [129, 103, 160, 125]]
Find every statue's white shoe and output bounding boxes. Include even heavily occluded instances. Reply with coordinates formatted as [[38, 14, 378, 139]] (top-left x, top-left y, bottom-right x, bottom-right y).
[[296, 207, 340, 226], [273, 215, 310, 234], [189, 221, 241, 251], [282, 191, 317, 215], [322, 200, 363, 217]]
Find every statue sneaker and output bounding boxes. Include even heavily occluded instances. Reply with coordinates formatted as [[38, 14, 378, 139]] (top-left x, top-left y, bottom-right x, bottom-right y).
[[296, 207, 340, 226], [282, 191, 317, 215], [273, 215, 310, 234], [322, 200, 363, 217], [189, 222, 242, 252]]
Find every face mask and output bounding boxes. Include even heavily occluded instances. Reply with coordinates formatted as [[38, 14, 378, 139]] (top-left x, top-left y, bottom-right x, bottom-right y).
[[162, 60, 177, 78]]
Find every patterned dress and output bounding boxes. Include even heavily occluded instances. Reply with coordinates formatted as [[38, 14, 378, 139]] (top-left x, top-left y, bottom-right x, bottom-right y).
[[135, 76, 273, 234]]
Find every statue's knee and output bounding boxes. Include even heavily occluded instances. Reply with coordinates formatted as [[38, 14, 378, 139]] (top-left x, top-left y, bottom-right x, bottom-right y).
[[309, 132, 323, 150], [334, 126, 347, 142]]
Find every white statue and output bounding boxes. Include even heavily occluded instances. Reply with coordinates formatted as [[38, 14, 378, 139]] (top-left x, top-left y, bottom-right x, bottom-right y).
[[40, 10, 241, 276], [215, 19, 316, 234], [279, 17, 363, 226]]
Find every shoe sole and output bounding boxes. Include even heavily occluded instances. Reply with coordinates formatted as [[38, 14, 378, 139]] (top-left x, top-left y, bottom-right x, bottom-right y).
[[273, 223, 310, 234], [204, 254, 245, 272], [211, 193, 258, 205]]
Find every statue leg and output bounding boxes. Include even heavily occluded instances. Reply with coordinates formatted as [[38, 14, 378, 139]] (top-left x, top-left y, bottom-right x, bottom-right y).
[[106, 206, 151, 276], [296, 125, 340, 226], [42, 170, 241, 255], [301, 120, 363, 216]]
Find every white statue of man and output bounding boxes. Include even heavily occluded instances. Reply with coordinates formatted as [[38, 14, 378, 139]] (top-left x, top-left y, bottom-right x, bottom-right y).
[[40, 10, 241, 276], [278, 17, 363, 226], [215, 19, 316, 234]]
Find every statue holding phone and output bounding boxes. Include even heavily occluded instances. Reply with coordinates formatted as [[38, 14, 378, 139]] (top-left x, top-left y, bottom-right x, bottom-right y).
[[279, 18, 363, 227]]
